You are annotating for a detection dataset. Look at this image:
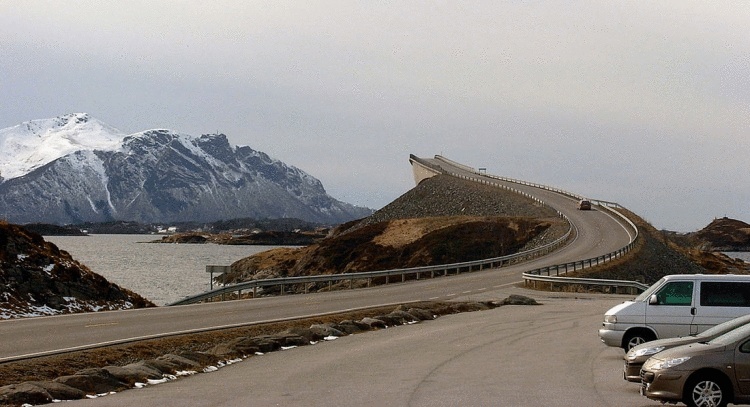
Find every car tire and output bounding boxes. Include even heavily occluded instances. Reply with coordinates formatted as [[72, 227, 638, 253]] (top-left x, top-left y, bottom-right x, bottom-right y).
[[622, 330, 654, 351], [684, 374, 730, 407]]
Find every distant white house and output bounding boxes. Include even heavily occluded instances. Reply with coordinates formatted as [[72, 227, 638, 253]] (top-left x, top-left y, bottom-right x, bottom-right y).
[[157, 226, 178, 234]]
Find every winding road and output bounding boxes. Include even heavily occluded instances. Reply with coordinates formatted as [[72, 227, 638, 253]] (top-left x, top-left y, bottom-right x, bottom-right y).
[[1, 156, 643, 404]]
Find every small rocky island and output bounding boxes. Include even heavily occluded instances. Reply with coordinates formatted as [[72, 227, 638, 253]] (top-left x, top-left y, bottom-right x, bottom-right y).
[[692, 217, 750, 252]]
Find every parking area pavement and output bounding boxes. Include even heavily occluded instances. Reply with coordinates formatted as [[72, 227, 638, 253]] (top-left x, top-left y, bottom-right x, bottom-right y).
[[65, 288, 666, 406]]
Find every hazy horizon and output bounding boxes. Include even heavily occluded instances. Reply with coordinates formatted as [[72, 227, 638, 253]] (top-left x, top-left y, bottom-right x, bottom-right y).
[[2, 1, 748, 232]]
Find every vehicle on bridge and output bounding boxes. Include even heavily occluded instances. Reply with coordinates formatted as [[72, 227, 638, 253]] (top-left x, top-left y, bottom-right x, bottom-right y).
[[578, 199, 592, 210], [599, 274, 750, 351]]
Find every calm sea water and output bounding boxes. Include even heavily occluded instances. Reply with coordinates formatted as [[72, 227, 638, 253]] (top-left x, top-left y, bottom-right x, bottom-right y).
[[45, 234, 279, 306], [43, 236, 750, 306]]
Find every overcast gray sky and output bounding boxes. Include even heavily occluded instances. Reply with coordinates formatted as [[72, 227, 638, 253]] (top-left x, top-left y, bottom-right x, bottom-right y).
[[1, 1, 748, 232]]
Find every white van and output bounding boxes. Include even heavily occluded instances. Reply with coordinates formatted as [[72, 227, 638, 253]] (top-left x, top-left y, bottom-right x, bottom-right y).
[[599, 274, 750, 351]]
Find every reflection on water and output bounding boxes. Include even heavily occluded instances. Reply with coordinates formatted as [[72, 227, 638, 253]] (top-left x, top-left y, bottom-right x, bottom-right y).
[[45, 234, 278, 306]]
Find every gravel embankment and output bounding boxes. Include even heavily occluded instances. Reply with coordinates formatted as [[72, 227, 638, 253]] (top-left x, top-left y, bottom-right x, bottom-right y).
[[344, 174, 568, 248]]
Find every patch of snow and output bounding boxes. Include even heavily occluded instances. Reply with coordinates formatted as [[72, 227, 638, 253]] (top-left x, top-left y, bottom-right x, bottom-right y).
[[16, 254, 28, 261], [0, 113, 125, 181], [323, 335, 339, 341], [147, 377, 171, 385]]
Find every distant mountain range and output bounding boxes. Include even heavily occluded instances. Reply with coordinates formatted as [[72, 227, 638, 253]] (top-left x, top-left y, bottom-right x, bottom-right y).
[[0, 113, 372, 225]]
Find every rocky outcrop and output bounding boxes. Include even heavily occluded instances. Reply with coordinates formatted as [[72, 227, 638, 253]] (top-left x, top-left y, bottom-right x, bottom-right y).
[[152, 230, 327, 246], [227, 175, 568, 287], [0, 221, 153, 319], [0, 297, 538, 406], [693, 217, 750, 251]]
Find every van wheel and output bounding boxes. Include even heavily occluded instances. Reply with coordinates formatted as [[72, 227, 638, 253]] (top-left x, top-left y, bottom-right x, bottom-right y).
[[684, 374, 730, 407], [623, 331, 654, 351]]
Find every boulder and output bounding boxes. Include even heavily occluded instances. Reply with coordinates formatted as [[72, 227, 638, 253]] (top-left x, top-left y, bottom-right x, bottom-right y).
[[54, 368, 128, 394], [142, 354, 202, 374], [359, 317, 387, 329], [449, 302, 492, 313], [27, 380, 87, 401], [309, 323, 346, 338], [497, 295, 540, 306], [0, 382, 53, 405], [283, 327, 326, 343], [337, 320, 371, 334], [373, 314, 404, 326], [387, 310, 421, 324], [406, 308, 435, 321], [242, 336, 282, 353], [103, 363, 164, 385]]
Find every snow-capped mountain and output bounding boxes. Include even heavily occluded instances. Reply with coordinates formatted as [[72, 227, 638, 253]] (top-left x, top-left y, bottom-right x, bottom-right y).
[[0, 114, 372, 225], [0, 113, 124, 182]]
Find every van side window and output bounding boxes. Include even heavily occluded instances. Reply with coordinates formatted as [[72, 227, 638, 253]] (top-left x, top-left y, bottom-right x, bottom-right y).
[[655, 281, 693, 306], [700, 282, 750, 307]]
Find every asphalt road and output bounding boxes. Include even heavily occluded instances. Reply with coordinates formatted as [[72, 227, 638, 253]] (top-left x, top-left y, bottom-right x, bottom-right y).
[[63, 288, 665, 407], [0, 159, 634, 362]]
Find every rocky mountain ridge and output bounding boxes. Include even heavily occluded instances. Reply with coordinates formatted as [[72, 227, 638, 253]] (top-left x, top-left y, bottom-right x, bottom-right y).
[[0, 113, 372, 225]]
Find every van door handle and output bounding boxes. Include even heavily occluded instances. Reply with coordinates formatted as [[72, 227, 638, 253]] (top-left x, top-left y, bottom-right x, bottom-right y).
[[691, 307, 696, 315]]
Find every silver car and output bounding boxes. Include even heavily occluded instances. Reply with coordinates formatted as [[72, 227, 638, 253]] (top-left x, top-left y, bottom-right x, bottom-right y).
[[624, 314, 750, 382]]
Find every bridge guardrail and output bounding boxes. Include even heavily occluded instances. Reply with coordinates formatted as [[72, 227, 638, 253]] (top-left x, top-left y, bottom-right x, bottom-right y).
[[171, 157, 574, 306], [431, 155, 643, 293], [169, 223, 572, 305]]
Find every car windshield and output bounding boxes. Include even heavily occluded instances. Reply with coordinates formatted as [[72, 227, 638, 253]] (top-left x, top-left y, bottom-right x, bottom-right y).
[[698, 315, 750, 338], [634, 277, 666, 302], [709, 322, 750, 346]]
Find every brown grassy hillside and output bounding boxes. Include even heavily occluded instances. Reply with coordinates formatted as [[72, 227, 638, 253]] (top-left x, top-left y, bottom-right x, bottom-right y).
[[227, 175, 568, 287], [227, 174, 749, 293]]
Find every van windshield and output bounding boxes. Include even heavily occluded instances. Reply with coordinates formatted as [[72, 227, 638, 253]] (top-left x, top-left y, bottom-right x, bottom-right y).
[[634, 277, 666, 302]]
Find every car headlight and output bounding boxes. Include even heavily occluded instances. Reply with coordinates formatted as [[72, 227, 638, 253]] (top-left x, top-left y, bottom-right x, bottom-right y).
[[627, 346, 665, 360], [652, 356, 691, 370], [604, 315, 617, 323]]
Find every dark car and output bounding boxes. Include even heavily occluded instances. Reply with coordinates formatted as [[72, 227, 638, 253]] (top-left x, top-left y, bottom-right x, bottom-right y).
[[641, 321, 750, 407], [624, 314, 750, 382], [578, 199, 592, 210]]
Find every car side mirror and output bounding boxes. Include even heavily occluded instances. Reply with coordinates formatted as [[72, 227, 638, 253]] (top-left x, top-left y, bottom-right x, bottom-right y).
[[649, 294, 659, 305]]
